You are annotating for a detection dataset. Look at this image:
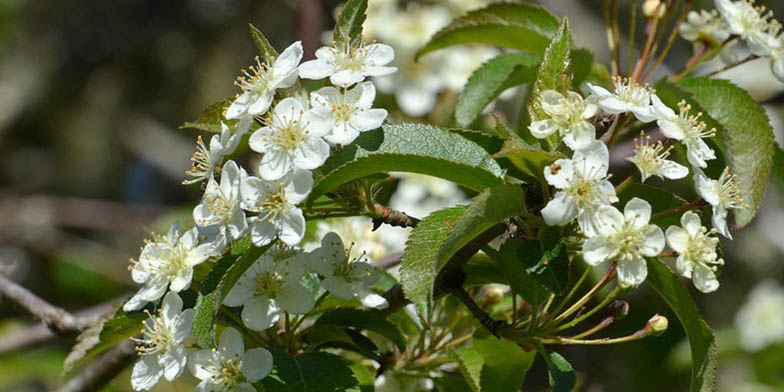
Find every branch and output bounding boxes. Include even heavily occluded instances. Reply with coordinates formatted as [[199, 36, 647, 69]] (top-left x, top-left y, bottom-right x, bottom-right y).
[[369, 204, 420, 230], [0, 273, 89, 335], [55, 340, 136, 392], [373, 251, 402, 270]]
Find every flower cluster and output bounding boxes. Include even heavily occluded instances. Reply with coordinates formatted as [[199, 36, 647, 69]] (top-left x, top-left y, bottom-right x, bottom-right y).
[[680, 0, 784, 82], [125, 36, 395, 391], [531, 72, 735, 290]]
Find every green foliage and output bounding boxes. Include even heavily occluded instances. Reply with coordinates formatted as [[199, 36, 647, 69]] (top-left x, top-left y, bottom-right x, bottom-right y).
[[494, 137, 565, 182], [647, 258, 717, 392], [333, 0, 367, 48], [499, 235, 570, 296], [455, 52, 540, 127], [262, 349, 360, 392], [65, 307, 145, 371], [192, 239, 272, 348], [451, 331, 536, 392], [416, 2, 560, 60], [527, 18, 573, 151], [179, 98, 232, 133], [452, 346, 484, 391], [312, 308, 406, 351], [544, 350, 577, 392], [400, 206, 467, 317], [656, 77, 775, 227], [309, 124, 505, 202], [496, 240, 550, 309], [618, 183, 690, 229], [249, 23, 279, 61]]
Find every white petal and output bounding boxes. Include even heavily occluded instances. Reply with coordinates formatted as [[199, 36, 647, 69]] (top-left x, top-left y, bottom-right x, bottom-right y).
[[658, 120, 686, 140], [772, 55, 784, 83], [396, 86, 436, 117], [681, 211, 702, 235], [161, 292, 184, 324], [354, 81, 377, 109], [250, 219, 277, 247], [583, 236, 616, 266], [169, 267, 193, 292], [543, 159, 575, 189], [693, 263, 720, 293], [322, 276, 355, 300], [573, 140, 609, 179], [219, 327, 245, 358], [331, 69, 365, 87], [284, 169, 314, 204], [242, 348, 274, 382], [249, 128, 273, 153], [292, 138, 330, 170], [131, 355, 163, 391], [273, 41, 303, 76], [248, 92, 274, 117], [298, 58, 334, 80], [586, 83, 612, 98], [592, 205, 625, 236], [278, 207, 306, 246], [276, 283, 315, 314], [623, 197, 652, 230], [529, 119, 558, 139], [599, 97, 631, 115], [172, 309, 194, 342], [640, 225, 666, 257], [354, 284, 389, 309], [660, 160, 689, 180], [651, 94, 675, 119], [666, 225, 690, 253], [259, 148, 295, 181], [188, 350, 218, 381], [325, 122, 359, 146], [241, 297, 280, 331], [541, 192, 579, 226], [161, 344, 187, 381], [364, 43, 395, 66], [712, 206, 732, 239], [676, 254, 693, 278], [562, 121, 596, 151], [350, 108, 387, 133], [302, 109, 335, 138], [363, 65, 397, 77], [694, 170, 720, 206], [223, 278, 254, 307], [617, 256, 648, 288], [311, 86, 340, 109], [631, 106, 658, 123], [226, 92, 253, 120]]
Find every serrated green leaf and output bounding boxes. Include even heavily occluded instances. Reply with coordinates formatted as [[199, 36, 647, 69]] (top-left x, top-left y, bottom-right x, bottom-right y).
[[677, 77, 774, 227], [309, 124, 505, 202], [569, 48, 594, 87], [451, 347, 484, 392], [249, 23, 279, 63], [333, 0, 367, 48], [527, 18, 573, 151], [261, 349, 360, 392], [494, 137, 565, 182], [474, 330, 536, 392], [618, 183, 691, 229], [416, 2, 560, 60], [313, 308, 406, 350], [400, 206, 467, 318], [526, 237, 570, 295], [647, 258, 717, 392], [545, 351, 576, 392], [456, 52, 541, 127], [192, 240, 272, 347], [180, 98, 233, 133], [448, 128, 505, 155], [496, 239, 550, 308]]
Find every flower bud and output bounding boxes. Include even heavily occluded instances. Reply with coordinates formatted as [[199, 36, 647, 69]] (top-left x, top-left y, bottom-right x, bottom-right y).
[[643, 0, 665, 18], [647, 314, 669, 335], [608, 300, 630, 321]]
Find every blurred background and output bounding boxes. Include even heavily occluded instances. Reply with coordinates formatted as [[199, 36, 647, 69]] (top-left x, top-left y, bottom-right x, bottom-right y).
[[0, 0, 783, 390]]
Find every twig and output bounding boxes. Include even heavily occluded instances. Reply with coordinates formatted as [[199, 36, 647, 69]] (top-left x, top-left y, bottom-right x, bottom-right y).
[[373, 251, 403, 270], [55, 341, 136, 392], [0, 273, 89, 335], [369, 204, 420, 230]]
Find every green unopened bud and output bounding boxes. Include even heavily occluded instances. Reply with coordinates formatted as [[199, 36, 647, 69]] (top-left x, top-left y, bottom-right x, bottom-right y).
[[642, 0, 665, 18], [647, 314, 669, 335], [608, 300, 629, 321]]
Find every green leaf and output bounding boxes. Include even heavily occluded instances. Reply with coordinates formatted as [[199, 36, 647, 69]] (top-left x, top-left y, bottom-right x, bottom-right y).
[[456, 52, 541, 127], [451, 347, 484, 392], [179, 98, 233, 133], [525, 237, 571, 295], [249, 23, 279, 62], [496, 239, 550, 308], [192, 240, 272, 347], [400, 206, 467, 317], [647, 258, 717, 392], [416, 2, 560, 60], [306, 326, 380, 359], [544, 351, 576, 392], [527, 18, 573, 151], [333, 0, 367, 48], [262, 350, 360, 392], [569, 48, 595, 88], [618, 183, 691, 229], [66, 307, 145, 370], [309, 124, 505, 202], [474, 330, 536, 391], [313, 308, 406, 351], [494, 137, 565, 182], [658, 77, 775, 227]]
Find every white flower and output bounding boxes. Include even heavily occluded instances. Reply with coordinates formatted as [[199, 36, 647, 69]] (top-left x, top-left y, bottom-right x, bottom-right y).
[[226, 41, 303, 120], [666, 211, 723, 293], [241, 169, 312, 247], [310, 82, 388, 145], [374, 4, 450, 51], [193, 160, 248, 254], [735, 280, 784, 352], [583, 198, 665, 288], [587, 77, 658, 122], [769, 35, 784, 83], [679, 9, 731, 43], [189, 327, 273, 391], [529, 90, 598, 151], [694, 167, 746, 239], [374, 51, 446, 117], [542, 140, 618, 236], [130, 292, 194, 391], [652, 97, 717, 168], [124, 223, 212, 312], [308, 232, 388, 309], [223, 246, 314, 331], [626, 133, 689, 182], [184, 122, 246, 185], [715, 0, 779, 56], [249, 97, 333, 181], [308, 217, 390, 261], [298, 43, 397, 87]]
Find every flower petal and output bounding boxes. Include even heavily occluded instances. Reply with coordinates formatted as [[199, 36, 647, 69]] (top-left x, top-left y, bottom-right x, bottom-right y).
[[692, 263, 720, 293], [623, 197, 652, 230], [276, 283, 315, 314], [131, 355, 163, 391], [242, 348, 274, 382], [666, 225, 689, 254], [541, 192, 578, 226], [640, 225, 666, 257], [241, 297, 280, 331], [583, 236, 616, 266], [617, 256, 648, 288], [219, 327, 245, 358]]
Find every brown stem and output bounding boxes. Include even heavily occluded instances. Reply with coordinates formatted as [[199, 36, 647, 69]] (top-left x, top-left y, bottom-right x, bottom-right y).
[[369, 204, 420, 230], [55, 341, 135, 392], [651, 198, 707, 219]]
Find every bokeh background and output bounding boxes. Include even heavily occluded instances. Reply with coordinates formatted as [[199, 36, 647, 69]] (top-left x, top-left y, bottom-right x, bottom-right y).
[[1, 0, 783, 390]]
